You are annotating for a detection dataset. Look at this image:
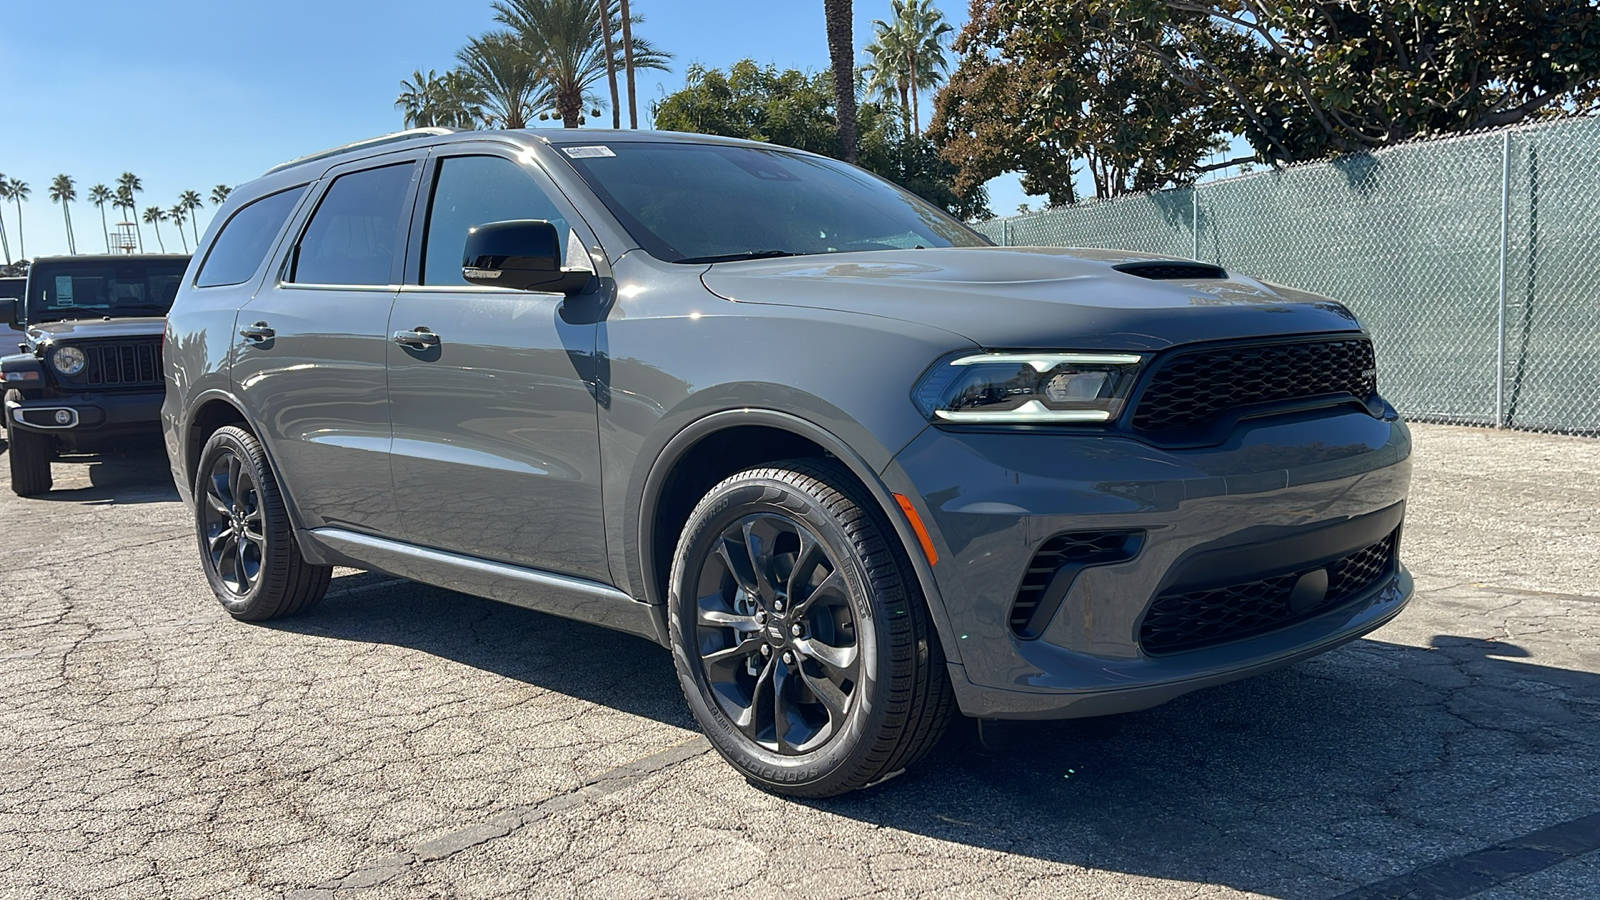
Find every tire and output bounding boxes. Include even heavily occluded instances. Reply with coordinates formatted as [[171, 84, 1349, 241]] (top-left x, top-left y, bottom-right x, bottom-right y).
[[6, 393, 53, 497], [194, 425, 330, 621], [668, 459, 954, 797]]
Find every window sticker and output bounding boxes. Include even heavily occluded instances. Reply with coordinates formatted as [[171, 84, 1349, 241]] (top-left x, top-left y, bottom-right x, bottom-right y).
[[562, 145, 616, 159], [53, 276, 75, 307]]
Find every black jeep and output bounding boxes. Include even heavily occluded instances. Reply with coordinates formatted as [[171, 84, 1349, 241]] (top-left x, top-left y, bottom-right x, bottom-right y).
[[2, 254, 189, 495]]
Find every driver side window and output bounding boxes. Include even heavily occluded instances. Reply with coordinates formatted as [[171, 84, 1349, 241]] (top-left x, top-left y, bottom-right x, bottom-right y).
[[421, 155, 571, 286]]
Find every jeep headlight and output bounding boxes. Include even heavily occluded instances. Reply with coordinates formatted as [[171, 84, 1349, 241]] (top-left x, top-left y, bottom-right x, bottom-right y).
[[914, 352, 1145, 424], [51, 346, 87, 376]]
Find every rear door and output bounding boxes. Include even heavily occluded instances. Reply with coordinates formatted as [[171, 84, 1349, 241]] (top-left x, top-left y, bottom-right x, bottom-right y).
[[233, 152, 424, 535], [385, 144, 610, 582]]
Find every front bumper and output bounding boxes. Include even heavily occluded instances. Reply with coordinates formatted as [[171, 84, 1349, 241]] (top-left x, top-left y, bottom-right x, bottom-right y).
[[6, 390, 164, 435], [883, 406, 1414, 720]]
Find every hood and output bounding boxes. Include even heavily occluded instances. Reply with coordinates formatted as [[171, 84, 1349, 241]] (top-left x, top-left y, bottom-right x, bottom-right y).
[[26, 317, 167, 345], [699, 246, 1362, 351]]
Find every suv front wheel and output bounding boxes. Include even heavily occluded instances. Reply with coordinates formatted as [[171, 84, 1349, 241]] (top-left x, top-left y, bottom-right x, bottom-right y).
[[668, 460, 954, 797], [194, 426, 331, 620]]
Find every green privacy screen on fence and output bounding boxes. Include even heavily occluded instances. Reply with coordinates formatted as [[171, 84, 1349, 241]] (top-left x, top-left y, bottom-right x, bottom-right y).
[[972, 116, 1600, 436]]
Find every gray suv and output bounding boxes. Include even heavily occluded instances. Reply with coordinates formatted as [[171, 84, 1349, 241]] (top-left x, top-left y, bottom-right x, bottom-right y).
[[163, 128, 1413, 797]]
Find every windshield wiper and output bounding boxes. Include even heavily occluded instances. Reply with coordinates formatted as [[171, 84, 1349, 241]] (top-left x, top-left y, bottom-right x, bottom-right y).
[[673, 250, 803, 265]]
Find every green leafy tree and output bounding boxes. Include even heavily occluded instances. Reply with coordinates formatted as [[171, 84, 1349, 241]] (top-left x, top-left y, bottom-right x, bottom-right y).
[[932, 2, 1232, 203], [4, 178, 30, 260], [652, 60, 987, 218], [862, 0, 953, 136], [88, 184, 114, 252], [117, 173, 145, 251], [457, 31, 541, 128], [142, 206, 167, 253], [49, 175, 78, 255], [1059, 1, 1600, 165], [179, 190, 204, 247]]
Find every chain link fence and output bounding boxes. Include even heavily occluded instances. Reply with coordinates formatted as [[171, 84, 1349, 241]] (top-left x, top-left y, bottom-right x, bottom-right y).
[[973, 116, 1600, 436]]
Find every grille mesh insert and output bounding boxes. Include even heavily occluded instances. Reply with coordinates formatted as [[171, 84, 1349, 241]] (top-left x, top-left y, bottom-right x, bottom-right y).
[[1139, 530, 1398, 655], [1131, 338, 1377, 433], [1011, 531, 1140, 637]]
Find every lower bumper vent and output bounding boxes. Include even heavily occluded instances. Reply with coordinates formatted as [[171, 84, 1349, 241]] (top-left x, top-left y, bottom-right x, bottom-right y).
[[1140, 530, 1399, 655], [1010, 531, 1142, 638]]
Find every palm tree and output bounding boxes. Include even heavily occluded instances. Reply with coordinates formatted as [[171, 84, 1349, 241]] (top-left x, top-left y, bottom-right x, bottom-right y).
[[142, 207, 168, 252], [89, 184, 114, 252], [863, 0, 952, 135], [823, 0, 858, 162], [179, 190, 203, 247], [457, 32, 540, 129], [492, 0, 671, 128], [49, 175, 79, 255], [169, 204, 190, 253], [619, 0, 637, 127], [117, 173, 145, 251], [398, 68, 487, 129], [114, 184, 136, 248], [397, 68, 441, 127], [210, 184, 232, 206], [0, 173, 11, 264], [600, 0, 621, 128], [5, 178, 30, 260]]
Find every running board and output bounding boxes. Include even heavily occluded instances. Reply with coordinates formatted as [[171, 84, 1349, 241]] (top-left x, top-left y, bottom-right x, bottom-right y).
[[305, 527, 664, 644]]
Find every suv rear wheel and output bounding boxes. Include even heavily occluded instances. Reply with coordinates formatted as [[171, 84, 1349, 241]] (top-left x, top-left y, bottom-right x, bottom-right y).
[[5, 391, 53, 496], [195, 426, 330, 620], [668, 460, 954, 797]]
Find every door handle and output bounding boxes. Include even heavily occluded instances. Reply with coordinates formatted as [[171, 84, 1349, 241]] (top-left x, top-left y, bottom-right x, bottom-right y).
[[239, 321, 274, 342], [392, 327, 441, 349]]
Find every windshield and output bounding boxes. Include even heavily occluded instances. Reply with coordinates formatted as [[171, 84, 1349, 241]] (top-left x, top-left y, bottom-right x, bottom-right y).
[[559, 141, 989, 263], [25, 259, 189, 323]]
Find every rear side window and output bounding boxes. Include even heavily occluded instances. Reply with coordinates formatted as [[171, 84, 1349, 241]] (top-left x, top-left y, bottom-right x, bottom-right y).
[[421, 155, 569, 286], [195, 187, 306, 288], [291, 163, 414, 286]]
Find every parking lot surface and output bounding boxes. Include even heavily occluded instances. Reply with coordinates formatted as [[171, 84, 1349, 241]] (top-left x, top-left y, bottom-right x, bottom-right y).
[[1, 424, 1596, 899]]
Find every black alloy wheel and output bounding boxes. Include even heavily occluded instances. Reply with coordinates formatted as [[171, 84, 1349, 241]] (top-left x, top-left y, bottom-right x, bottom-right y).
[[194, 426, 330, 621], [694, 513, 863, 755], [669, 459, 954, 798]]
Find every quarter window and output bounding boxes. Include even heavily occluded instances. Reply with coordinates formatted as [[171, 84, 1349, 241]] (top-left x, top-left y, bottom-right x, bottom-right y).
[[290, 163, 414, 286], [195, 186, 307, 288], [422, 155, 569, 286]]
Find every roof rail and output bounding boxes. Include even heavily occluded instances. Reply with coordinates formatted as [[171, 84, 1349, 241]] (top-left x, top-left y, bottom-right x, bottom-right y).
[[262, 127, 459, 176]]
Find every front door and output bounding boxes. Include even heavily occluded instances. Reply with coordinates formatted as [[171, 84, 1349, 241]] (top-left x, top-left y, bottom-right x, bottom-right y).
[[386, 148, 610, 583], [233, 155, 423, 535]]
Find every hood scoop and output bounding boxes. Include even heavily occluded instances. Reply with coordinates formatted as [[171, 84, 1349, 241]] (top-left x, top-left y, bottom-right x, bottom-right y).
[[1114, 261, 1228, 281]]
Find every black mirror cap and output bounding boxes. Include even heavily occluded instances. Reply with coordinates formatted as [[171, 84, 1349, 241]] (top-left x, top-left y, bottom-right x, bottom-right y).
[[462, 219, 592, 293]]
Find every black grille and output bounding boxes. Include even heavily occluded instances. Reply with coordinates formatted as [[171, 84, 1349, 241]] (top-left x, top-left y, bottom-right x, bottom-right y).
[[1114, 262, 1228, 281], [1131, 338, 1377, 433], [1139, 530, 1398, 655], [1011, 531, 1140, 637], [79, 341, 163, 388]]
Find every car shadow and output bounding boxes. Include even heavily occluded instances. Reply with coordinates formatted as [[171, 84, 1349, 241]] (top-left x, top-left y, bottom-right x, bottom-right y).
[[280, 576, 1600, 898]]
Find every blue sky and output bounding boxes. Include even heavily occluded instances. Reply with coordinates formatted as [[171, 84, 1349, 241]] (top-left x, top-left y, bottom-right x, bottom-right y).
[[0, 0, 1035, 260]]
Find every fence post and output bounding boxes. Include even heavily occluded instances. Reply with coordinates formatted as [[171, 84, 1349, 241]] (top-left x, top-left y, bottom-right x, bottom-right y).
[[1191, 188, 1200, 261], [1496, 130, 1510, 428], [1002, 216, 1010, 247]]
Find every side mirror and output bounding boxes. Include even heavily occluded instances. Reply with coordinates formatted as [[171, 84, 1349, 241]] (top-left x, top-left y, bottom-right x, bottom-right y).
[[462, 219, 592, 294]]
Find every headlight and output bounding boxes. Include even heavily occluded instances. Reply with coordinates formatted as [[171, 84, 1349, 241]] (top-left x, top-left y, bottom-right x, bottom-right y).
[[51, 346, 87, 376], [914, 352, 1144, 424]]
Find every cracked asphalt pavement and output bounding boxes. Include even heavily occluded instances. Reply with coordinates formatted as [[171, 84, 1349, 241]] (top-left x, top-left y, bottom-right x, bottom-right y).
[[1, 423, 1596, 899]]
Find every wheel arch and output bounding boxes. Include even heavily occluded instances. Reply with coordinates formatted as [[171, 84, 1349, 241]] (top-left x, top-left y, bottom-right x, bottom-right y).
[[637, 409, 959, 663]]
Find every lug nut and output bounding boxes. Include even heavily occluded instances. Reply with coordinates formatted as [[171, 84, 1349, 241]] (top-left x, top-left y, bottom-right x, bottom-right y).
[[755, 609, 766, 623], [774, 600, 785, 612], [790, 624, 803, 637], [760, 645, 771, 657], [782, 651, 794, 665]]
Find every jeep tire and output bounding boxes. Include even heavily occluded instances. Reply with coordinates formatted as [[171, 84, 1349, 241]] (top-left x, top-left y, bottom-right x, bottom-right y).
[[668, 459, 954, 798], [195, 426, 330, 620], [5, 391, 53, 496]]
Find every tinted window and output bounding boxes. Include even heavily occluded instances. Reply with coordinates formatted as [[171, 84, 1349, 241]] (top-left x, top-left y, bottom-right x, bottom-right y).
[[560, 142, 987, 263], [196, 186, 306, 288], [25, 259, 190, 323], [422, 155, 569, 286], [291, 163, 414, 286]]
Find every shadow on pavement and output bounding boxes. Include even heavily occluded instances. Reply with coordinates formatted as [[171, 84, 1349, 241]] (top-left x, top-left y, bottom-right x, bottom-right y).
[[5, 438, 178, 504], [286, 574, 1600, 898]]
